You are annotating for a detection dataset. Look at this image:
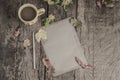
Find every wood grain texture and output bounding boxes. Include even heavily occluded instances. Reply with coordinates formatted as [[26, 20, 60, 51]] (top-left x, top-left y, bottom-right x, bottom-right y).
[[0, 1, 46, 80], [76, 0, 120, 80], [1, 0, 120, 80], [93, 1, 120, 80]]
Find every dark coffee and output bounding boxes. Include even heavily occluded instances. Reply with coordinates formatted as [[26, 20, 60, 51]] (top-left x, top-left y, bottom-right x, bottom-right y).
[[21, 7, 36, 21]]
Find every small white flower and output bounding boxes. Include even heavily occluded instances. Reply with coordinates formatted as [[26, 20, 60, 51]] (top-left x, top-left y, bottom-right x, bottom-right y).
[[35, 28, 47, 43], [23, 39, 31, 47], [48, 14, 55, 20], [62, 0, 72, 6]]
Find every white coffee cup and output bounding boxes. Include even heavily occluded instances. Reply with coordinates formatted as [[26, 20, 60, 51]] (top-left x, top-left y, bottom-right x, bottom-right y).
[[18, 3, 45, 25]]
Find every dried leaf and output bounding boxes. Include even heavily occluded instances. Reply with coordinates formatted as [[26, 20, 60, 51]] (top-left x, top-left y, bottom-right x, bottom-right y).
[[23, 39, 31, 47], [42, 58, 55, 80], [35, 28, 47, 43], [14, 30, 20, 37], [96, 0, 102, 9], [69, 18, 82, 27]]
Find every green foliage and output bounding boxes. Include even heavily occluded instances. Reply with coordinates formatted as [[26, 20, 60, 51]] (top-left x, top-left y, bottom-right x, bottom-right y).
[[44, 14, 55, 26], [44, 0, 73, 10], [69, 17, 82, 28]]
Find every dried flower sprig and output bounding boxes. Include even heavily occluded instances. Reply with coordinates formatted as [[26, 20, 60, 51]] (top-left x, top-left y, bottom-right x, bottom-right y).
[[62, 0, 73, 10], [35, 28, 47, 43], [75, 56, 94, 70], [102, 0, 114, 8]]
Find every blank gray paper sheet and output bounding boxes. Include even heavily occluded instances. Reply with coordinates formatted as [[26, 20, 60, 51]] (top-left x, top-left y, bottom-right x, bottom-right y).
[[42, 18, 88, 76]]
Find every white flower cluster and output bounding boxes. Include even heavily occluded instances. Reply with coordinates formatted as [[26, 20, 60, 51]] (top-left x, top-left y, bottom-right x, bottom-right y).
[[35, 28, 47, 42]]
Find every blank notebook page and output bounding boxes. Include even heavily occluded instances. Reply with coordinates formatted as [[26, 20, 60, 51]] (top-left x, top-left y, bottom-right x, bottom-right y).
[[42, 18, 88, 76]]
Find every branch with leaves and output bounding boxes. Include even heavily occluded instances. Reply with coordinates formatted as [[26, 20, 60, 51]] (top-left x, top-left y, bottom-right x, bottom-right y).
[[44, 0, 73, 10], [44, 14, 55, 26]]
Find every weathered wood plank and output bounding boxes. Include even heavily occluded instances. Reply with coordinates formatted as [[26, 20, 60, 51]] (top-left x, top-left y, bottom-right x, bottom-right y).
[[93, 1, 120, 79], [50, 1, 75, 80], [75, 0, 96, 80]]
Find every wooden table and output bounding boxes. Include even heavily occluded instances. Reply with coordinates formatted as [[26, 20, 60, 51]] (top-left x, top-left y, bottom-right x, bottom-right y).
[[0, 0, 120, 80]]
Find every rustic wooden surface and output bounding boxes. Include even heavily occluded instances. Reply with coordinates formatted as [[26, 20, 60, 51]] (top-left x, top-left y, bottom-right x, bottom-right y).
[[0, 0, 120, 80]]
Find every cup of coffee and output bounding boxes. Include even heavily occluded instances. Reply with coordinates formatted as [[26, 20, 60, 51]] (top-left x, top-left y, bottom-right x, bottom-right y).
[[18, 3, 45, 25]]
